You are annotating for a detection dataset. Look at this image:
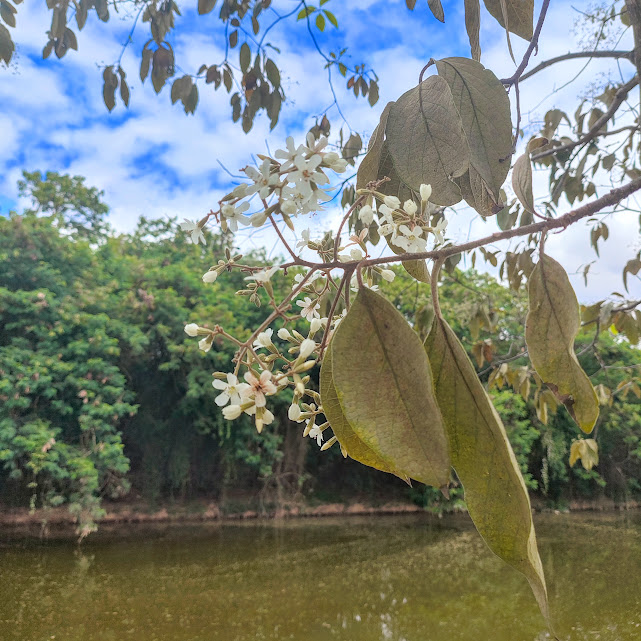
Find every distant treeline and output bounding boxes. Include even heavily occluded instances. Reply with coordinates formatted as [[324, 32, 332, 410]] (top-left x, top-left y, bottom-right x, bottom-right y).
[[1, 172, 640, 533]]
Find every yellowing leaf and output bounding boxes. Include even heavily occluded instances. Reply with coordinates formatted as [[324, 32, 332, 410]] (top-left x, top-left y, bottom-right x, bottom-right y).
[[320, 347, 396, 476], [482, 0, 534, 40], [569, 439, 599, 471], [435, 57, 512, 202], [331, 288, 450, 489], [425, 317, 550, 626], [526, 255, 599, 433], [512, 153, 536, 214], [385, 75, 469, 206]]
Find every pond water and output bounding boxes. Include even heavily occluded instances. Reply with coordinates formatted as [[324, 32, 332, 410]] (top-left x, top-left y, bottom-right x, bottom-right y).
[[1, 511, 640, 641]]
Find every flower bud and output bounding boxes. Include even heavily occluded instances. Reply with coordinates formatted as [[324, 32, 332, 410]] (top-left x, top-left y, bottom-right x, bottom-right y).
[[309, 318, 322, 335], [184, 323, 200, 337], [278, 328, 291, 340], [202, 270, 218, 283], [380, 269, 395, 282], [298, 338, 316, 360], [383, 195, 401, 210], [420, 183, 432, 202], [288, 404, 302, 421], [198, 335, 213, 352], [223, 405, 242, 420]]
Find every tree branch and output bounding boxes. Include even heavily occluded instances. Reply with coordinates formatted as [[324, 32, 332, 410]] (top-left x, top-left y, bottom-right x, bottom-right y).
[[516, 50, 634, 83], [531, 76, 640, 161], [502, 0, 551, 87]]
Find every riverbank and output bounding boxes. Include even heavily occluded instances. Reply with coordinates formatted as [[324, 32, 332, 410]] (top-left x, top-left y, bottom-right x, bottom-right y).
[[1, 495, 640, 531]]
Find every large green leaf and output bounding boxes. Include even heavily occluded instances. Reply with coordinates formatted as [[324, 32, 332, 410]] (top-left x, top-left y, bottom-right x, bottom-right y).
[[435, 57, 512, 203], [425, 316, 550, 625], [331, 288, 450, 489], [526, 255, 599, 433], [385, 75, 469, 206], [482, 0, 534, 40], [320, 348, 397, 475]]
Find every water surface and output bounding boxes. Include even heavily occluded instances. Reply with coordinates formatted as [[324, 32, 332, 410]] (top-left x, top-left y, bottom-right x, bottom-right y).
[[1, 511, 640, 641]]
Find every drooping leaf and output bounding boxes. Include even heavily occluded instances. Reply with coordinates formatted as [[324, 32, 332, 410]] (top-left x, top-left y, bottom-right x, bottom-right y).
[[512, 153, 536, 214], [435, 57, 512, 202], [464, 0, 481, 61], [357, 102, 393, 190], [385, 75, 469, 206], [454, 167, 502, 217], [331, 288, 451, 489], [198, 0, 217, 15], [0, 23, 14, 64], [425, 316, 550, 626], [320, 348, 396, 476], [482, 0, 534, 40], [102, 66, 118, 112], [569, 438, 599, 471], [427, 0, 445, 22], [526, 255, 599, 433]]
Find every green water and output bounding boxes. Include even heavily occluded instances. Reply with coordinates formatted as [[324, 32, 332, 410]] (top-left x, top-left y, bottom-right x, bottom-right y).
[[1, 512, 640, 641]]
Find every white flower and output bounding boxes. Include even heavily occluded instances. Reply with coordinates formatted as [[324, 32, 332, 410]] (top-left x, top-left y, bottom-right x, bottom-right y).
[[308, 423, 324, 446], [223, 404, 242, 420], [289, 154, 329, 199], [246, 265, 280, 284], [309, 318, 322, 334], [403, 200, 418, 216], [213, 374, 250, 407], [338, 248, 364, 263], [323, 152, 348, 173], [298, 338, 316, 360], [244, 370, 278, 407], [198, 336, 213, 352], [202, 270, 218, 283], [184, 323, 199, 337], [221, 201, 250, 231], [392, 225, 427, 253], [296, 229, 312, 250], [253, 329, 274, 350], [420, 183, 432, 202], [288, 403, 302, 421], [378, 204, 395, 223], [255, 407, 275, 433], [249, 211, 268, 228], [296, 296, 321, 321], [380, 269, 396, 282], [245, 159, 278, 198], [274, 136, 306, 169], [378, 223, 394, 237], [432, 217, 448, 245], [358, 205, 374, 225], [281, 199, 298, 216], [383, 195, 401, 210], [278, 328, 292, 340], [179, 219, 206, 245]]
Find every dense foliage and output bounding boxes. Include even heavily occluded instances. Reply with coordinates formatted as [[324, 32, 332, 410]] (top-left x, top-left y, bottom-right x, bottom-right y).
[[1, 173, 640, 539]]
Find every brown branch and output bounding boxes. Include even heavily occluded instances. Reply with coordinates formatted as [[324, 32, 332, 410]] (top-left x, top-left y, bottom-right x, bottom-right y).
[[532, 76, 640, 161], [516, 50, 634, 83], [502, 0, 552, 87], [626, 0, 641, 105]]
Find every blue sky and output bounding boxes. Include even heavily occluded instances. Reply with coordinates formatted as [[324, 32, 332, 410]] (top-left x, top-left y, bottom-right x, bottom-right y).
[[1, 0, 639, 301]]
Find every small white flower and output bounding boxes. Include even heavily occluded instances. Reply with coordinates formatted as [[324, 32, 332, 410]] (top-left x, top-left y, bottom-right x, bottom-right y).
[[281, 199, 298, 216], [298, 338, 316, 360], [309, 318, 322, 334], [184, 323, 199, 337], [358, 205, 374, 225], [289, 153, 329, 199], [296, 296, 321, 321], [338, 248, 364, 263], [223, 405, 242, 420], [288, 403, 302, 421], [244, 370, 278, 407], [432, 217, 448, 245], [383, 195, 401, 210], [198, 336, 213, 352], [221, 201, 250, 231], [213, 374, 250, 407], [246, 265, 280, 284], [278, 328, 291, 340], [253, 329, 274, 350], [420, 183, 432, 202], [403, 200, 418, 216], [392, 225, 427, 253], [296, 229, 312, 250], [378, 204, 395, 223], [202, 270, 218, 283], [323, 152, 348, 173], [245, 158, 278, 198], [378, 223, 394, 237], [380, 269, 396, 282], [179, 219, 206, 245], [308, 423, 324, 446]]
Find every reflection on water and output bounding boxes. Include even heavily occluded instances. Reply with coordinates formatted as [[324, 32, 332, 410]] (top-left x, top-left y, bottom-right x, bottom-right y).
[[1, 512, 640, 641]]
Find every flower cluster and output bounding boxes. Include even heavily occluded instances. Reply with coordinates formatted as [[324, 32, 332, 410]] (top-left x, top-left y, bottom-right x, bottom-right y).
[[179, 133, 448, 450]]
